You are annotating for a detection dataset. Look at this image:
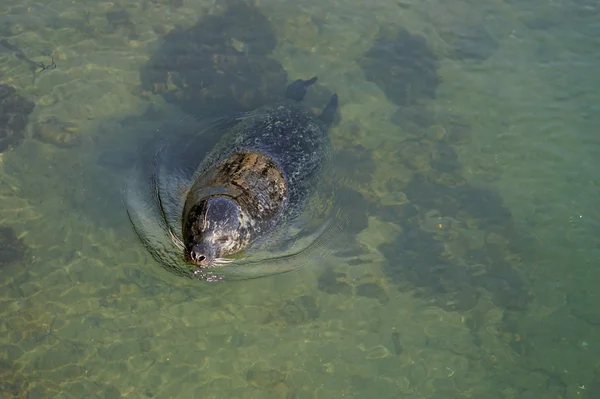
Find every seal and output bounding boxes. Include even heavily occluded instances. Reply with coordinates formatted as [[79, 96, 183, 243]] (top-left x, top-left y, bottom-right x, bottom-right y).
[[179, 77, 338, 270], [125, 76, 339, 280]]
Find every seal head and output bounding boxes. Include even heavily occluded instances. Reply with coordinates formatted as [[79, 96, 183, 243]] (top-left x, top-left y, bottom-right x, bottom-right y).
[[181, 150, 289, 269], [184, 196, 248, 267]]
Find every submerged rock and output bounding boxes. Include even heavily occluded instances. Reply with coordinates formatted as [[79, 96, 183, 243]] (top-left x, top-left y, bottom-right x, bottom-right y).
[[32, 116, 81, 148]]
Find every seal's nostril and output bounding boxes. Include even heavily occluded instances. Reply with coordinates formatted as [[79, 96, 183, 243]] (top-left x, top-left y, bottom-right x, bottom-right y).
[[191, 252, 206, 263]]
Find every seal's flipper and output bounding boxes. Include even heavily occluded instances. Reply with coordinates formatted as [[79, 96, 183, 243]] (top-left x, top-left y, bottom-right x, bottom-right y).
[[285, 76, 318, 102], [319, 93, 339, 127]]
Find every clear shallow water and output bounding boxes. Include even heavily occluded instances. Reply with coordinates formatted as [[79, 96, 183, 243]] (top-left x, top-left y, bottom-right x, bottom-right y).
[[1, 0, 600, 398]]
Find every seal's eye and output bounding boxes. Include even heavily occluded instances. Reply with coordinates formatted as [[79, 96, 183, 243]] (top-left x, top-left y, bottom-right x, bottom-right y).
[[217, 236, 230, 243]]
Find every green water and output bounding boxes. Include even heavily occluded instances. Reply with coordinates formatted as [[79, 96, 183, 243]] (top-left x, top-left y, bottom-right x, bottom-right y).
[[1, 0, 600, 397]]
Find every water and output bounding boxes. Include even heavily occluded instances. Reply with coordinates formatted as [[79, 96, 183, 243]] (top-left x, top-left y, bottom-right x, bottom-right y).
[[1, 0, 599, 397]]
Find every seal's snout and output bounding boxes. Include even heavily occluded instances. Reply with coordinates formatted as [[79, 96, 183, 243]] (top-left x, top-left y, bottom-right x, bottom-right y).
[[188, 244, 215, 268]]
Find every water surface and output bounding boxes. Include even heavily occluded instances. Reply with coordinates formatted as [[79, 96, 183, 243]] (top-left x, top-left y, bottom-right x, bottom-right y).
[[1, 0, 600, 397]]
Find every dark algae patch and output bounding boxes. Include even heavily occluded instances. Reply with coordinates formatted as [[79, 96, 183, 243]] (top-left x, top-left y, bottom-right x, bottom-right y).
[[318, 268, 353, 295], [358, 25, 440, 108], [0, 226, 28, 269], [317, 112, 533, 315], [355, 283, 389, 304], [0, 84, 35, 153], [105, 9, 138, 39], [378, 129, 533, 313], [139, 0, 289, 117], [0, 359, 29, 399]]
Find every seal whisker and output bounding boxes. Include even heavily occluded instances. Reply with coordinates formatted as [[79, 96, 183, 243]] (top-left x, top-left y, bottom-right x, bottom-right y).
[[168, 228, 185, 250], [214, 257, 235, 264], [201, 201, 211, 232]]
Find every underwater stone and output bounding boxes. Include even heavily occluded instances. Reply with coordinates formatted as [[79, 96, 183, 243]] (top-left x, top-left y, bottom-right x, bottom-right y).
[[32, 116, 81, 148]]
